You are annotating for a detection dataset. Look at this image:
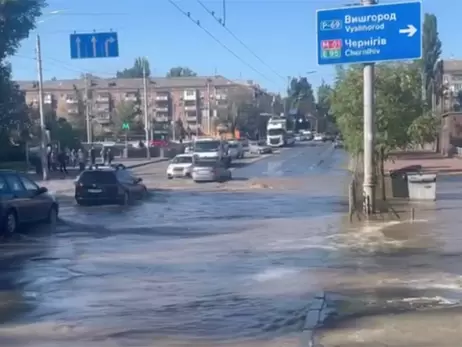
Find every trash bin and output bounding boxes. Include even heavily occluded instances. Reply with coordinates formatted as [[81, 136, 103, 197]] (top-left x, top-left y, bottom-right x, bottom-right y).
[[389, 165, 423, 198], [407, 173, 437, 201]]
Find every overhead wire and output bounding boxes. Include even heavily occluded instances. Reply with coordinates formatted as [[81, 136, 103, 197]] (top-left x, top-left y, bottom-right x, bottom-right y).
[[166, 0, 277, 86], [196, 0, 287, 82]]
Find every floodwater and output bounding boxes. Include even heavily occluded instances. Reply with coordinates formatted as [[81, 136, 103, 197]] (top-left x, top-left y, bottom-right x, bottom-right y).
[[1, 142, 462, 347]]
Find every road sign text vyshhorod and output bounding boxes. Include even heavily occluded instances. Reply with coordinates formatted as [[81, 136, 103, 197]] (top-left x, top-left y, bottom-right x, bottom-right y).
[[316, 1, 422, 65], [70, 32, 119, 59]]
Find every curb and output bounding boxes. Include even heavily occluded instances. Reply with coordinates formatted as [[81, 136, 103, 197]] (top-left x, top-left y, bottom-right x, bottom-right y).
[[125, 158, 169, 169], [300, 292, 332, 347]]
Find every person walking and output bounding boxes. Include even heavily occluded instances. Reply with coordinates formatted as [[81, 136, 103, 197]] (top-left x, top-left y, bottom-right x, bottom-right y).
[[107, 148, 114, 165], [78, 149, 86, 172], [57, 149, 68, 175], [89, 146, 96, 166]]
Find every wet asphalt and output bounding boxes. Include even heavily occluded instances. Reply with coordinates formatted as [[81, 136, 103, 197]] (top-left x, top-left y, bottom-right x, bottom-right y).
[[5, 142, 461, 346]]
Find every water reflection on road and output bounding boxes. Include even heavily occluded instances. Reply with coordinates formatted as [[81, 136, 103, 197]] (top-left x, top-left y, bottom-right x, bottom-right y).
[[3, 143, 462, 346]]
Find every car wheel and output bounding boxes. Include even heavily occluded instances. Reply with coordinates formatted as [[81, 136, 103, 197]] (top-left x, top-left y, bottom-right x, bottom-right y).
[[167, 175, 173, 180], [3, 209, 18, 236], [46, 205, 58, 225]]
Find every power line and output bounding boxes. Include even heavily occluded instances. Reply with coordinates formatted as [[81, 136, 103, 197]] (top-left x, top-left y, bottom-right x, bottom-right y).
[[166, 0, 277, 85], [196, 0, 286, 82]]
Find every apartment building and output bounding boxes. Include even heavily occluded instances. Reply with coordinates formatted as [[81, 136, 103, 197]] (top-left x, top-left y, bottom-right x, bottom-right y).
[[18, 76, 274, 137]]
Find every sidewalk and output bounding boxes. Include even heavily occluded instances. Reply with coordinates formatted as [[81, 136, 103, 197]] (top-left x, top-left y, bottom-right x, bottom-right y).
[[385, 150, 462, 176], [32, 158, 168, 196]]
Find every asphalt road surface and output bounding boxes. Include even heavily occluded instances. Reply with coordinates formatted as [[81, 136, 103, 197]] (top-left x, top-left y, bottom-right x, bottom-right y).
[[7, 142, 460, 347]]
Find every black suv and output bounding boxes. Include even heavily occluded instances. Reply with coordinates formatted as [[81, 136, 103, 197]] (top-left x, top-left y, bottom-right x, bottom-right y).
[[0, 170, 58, 236], [74, 167, 147, 206]]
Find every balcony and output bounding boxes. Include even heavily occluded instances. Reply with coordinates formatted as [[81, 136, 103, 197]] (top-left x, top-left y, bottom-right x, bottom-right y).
[[186, 114, 197, 122], [124, 92, 138, 102], [183, 90, 197, 101], [155, 106, 168, 112], [184, 105, 197, 112], [156, 94, 169, 101], [96, 94, 110, 103], [66, 97, 78, 104], [155, 115, 169, 123], [67, 106, 79, 115], [95, 105, 110, 113], [94, 113, 111, 124], [44, 94, 53, 104]]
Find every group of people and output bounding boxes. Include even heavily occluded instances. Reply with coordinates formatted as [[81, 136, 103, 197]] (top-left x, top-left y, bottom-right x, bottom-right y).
[[46, 145, 115, 174]]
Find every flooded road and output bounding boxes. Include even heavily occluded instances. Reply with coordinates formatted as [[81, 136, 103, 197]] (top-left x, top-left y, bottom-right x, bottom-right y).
[[2, 142, 462, 346]]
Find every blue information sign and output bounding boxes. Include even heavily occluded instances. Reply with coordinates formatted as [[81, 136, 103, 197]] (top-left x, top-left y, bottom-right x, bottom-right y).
[[70, 32, 119, 59], [316, 1, 421, 65]]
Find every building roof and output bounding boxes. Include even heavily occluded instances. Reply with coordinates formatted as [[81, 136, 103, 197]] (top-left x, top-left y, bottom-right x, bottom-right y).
[[16, 75, 261, 92], [443, 60, 462, 73]]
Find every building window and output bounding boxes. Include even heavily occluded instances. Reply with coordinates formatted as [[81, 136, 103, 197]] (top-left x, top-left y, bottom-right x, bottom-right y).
[[185, 90, 195, 97]]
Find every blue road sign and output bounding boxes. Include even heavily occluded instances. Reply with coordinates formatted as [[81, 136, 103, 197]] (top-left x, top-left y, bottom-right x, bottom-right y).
[[316, 1, 421, 65], [70, 32, 119, 59]]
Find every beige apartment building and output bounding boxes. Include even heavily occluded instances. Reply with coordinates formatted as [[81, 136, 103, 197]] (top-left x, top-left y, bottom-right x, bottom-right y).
[[17, 75, 275, 137]]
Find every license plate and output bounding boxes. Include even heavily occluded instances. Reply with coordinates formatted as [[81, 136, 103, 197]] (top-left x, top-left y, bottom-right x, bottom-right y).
[[87, 189, 102, 193]]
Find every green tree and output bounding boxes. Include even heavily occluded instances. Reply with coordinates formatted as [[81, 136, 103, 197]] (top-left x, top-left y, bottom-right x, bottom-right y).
[[116, 57, 150, 78], [421, 13, 442, 108], [285, 77, 316, 118], [166, 67, 197, 78], [111, 98, 142, 134], [0, 0, 45, 60], [316, 81, 334, 132], [408, 112, 440, 149], [0, 0, 45, 157], [331, 63, 423, 198]]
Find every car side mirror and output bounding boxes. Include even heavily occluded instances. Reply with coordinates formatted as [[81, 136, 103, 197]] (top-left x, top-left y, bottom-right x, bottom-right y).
[[37, 186, 48, 194]]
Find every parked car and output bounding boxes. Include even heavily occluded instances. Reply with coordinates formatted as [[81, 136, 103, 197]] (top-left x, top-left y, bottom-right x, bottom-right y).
[[249, 140, 273, 155], [74, 167, 147, 205], [0, 170, 58, 235], [227, 141, 245, 159], [192, 160, 232, 182], [166, 154, 194, 179]]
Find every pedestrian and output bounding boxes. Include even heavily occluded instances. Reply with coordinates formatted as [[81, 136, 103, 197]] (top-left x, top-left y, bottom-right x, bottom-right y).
[[107, 148, 114, 165], [78, 149, 86, 172], [101, 147, 107, 165], [70, 149, 77, 167], [57, 149, 68, 175], [89, 146, 96, 166], [46, 145, 52, 172], [51, 149, 58, 172]]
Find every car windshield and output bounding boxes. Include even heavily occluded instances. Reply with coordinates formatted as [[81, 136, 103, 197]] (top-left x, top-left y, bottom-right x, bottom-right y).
[[195, 161, 217, 168], [228, 143, 238, 148], [194, 141, 220, 152], [268, 129, 284, 136], [79, 171, 117, 184], [172, 156, 193, 164]]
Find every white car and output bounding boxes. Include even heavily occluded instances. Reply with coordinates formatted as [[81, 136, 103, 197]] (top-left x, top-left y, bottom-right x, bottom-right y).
[[314, 133, 325, 141], [227, 141, 244, 159], [166, 154, 194, 179]]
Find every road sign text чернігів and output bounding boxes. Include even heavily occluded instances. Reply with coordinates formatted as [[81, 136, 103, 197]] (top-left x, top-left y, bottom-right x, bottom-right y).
[[316, 1, 421, 65]]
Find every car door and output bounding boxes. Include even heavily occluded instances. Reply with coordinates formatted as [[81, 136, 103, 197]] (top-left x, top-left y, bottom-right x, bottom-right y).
[[3, 173, 34, 223], [19, 175, 50, 221]]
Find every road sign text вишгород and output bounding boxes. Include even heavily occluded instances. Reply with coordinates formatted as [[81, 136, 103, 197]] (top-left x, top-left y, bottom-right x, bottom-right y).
[[316, 1, 421, 65], [70, 32, 119, 59]]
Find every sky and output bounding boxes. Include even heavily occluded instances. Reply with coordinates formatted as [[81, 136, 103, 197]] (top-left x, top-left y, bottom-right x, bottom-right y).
[[9, 0, 460, 95]]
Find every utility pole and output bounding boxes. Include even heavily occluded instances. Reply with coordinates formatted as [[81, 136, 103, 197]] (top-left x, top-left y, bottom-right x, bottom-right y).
[[143, 60, 150, 159], [36, 34, 48, 181], [206, 79, 211, 135], [84, 74, 92, 144], [361, 0, 376, 215]]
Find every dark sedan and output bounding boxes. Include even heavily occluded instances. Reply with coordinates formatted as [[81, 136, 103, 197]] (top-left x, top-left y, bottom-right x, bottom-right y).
[[0, 170, 58, 236], [75, 167, 147, 205]]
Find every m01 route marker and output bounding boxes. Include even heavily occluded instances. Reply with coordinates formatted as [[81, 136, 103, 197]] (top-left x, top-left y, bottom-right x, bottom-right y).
[[316, 1, 422, 65], [70, 32, 119, 59]]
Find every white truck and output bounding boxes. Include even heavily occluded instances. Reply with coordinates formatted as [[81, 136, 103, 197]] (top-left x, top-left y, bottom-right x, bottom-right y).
[[266, 116, 295, 147], [191, 137, 231, 166]]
